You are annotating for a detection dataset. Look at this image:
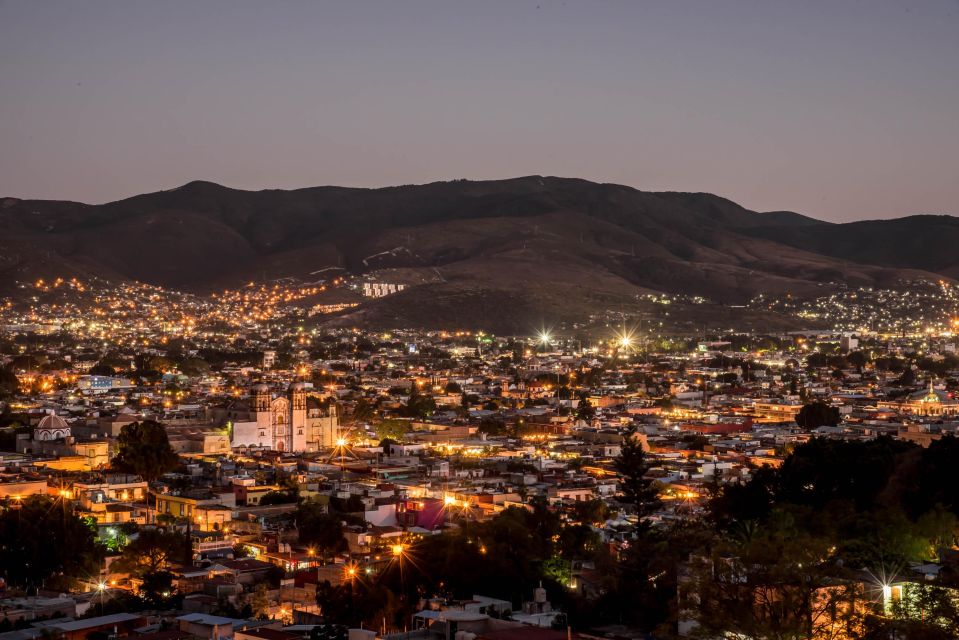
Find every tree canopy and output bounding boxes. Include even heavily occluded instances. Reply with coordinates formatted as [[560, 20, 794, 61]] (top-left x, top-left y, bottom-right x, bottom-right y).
[[111, 420, 179, 482], [0, 495, 102, 589], [795, 401, 840, 429], [613, 426, 660, 516]]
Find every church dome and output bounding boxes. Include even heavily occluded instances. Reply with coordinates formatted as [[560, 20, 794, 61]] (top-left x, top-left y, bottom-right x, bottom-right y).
[[253, 383, 270, 393], [35, 413, 71, 441]]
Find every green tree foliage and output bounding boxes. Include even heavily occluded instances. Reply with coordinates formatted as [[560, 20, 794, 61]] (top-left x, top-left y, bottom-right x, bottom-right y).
[[795, 401, 840, 429], [139, 570, 177, 608], [351, 398, 375, 423], [249, 583, 270, 619], [477, 416, 506, 436], [258, 490, 297, 505], [0, 367, 21, 398], [399, 385, 436, 419], [88, 363, 116, 376], [177, 357, 210, 376], [570, 499, 611, 526], [613, 426, 660, 515], [111, 420, 179, 482], [0, 495, 102, 589], [315, 501, 569, 630], [374, 418, 409, 441], [295, 500, 347, 557], [683, 510, 865, 640], [574, 393, 595, 422], [113, 527, 188, 576]]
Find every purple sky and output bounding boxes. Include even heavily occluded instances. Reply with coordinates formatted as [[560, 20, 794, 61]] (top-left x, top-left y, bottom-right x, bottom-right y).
[[1, 1, 957, 222]]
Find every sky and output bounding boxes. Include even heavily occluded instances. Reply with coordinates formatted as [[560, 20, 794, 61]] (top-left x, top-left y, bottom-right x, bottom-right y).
[[1, 1, 957, 222]]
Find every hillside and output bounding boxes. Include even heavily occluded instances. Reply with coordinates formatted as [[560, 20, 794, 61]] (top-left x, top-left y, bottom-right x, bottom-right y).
[[1, 177, 954, 331]]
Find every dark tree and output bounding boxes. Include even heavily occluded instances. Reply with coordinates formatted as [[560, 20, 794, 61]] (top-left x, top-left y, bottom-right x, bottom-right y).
[[351, 398, 375, 423], [111, 420, 179, 482], [113, 527, 188, 576], [88, 363, 116, 376], [575, 393, 595, 422], [613, 426, 660, 515], [0, 367, 20, 398], [139, 570, 177, 608], [795, 401, 840, 429], [0, 495, 102, 589], [296, 500, 347, 557], [400, 385, 436, 419]]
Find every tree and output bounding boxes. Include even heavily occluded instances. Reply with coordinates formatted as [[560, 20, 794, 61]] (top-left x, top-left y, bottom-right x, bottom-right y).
[[249, 583, 270, 619], [374, 419, 409, 441], [111, 420, 179, 482], [400, 386, 436, 419], [113, 527, 187, 576], [0, 367, 20, 398], [571, 499, 611, 525], [352, 398, 375, 424], [847, 350, 868, 372], [0, 495, 102, 589], [575, 393, 595, 422], [613, 427, 660, 516], [139, 570, 176, 608], [898, 368, 917, 386], [258, 490, 297, 505], [295, 500, 347, 557], [88, 363, 116, 376], [378, 437, 396, 456], [795, 402, 840, 429], [682, 512, 866, 640]]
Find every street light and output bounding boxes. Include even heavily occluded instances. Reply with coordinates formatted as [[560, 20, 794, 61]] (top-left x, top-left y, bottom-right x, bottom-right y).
[[96, 582, 106, 615]]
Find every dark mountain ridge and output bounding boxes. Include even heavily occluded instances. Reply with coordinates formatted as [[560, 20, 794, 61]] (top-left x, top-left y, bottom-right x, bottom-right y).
[[1, 176, 954, 330]]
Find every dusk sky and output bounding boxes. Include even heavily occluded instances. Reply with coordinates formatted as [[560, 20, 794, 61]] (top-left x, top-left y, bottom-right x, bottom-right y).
[[2, 1, 957, 222]]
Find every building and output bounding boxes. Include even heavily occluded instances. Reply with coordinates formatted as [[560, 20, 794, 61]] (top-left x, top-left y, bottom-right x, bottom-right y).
[[878, 380, 959, 417], [154, 491, 234, 531], [751, 401, 803, 423], [261, 351, 276, 369], [15, 413, 110, 471], [362, 282, 406, 298], [76, 375, 135, 393], [225, 384, 338, 452]]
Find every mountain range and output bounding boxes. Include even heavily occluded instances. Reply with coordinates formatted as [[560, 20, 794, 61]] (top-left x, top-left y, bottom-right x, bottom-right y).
[[2, 176, 956, 332]]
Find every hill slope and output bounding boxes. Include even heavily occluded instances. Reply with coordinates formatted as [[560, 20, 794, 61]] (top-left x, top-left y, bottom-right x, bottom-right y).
[[0, 177, 953, 330]]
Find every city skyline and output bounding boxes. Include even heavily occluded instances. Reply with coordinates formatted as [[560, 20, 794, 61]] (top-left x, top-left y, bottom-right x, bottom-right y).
[[3, 1, 959, 221], [6, 2, 959, 638]]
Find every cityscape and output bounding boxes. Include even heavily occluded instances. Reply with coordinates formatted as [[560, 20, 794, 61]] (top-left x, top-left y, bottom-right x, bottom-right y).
[[3, 2, 959, 640]]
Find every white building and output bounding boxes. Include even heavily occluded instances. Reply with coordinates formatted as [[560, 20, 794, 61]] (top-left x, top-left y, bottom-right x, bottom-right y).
[[225, 383, 339, 452], [362, 282, 406, 298]]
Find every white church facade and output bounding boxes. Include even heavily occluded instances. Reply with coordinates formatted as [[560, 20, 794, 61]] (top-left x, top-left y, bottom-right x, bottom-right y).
[[222, 383, 339, 452]]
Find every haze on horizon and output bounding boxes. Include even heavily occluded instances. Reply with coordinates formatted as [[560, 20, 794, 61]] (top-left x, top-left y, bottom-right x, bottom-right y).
[[1, 0, 957, 222]]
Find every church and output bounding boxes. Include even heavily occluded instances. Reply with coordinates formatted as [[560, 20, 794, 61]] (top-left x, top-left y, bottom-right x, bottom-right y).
[[15, 412, 111, 471], [221, 383, 340, 452]]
